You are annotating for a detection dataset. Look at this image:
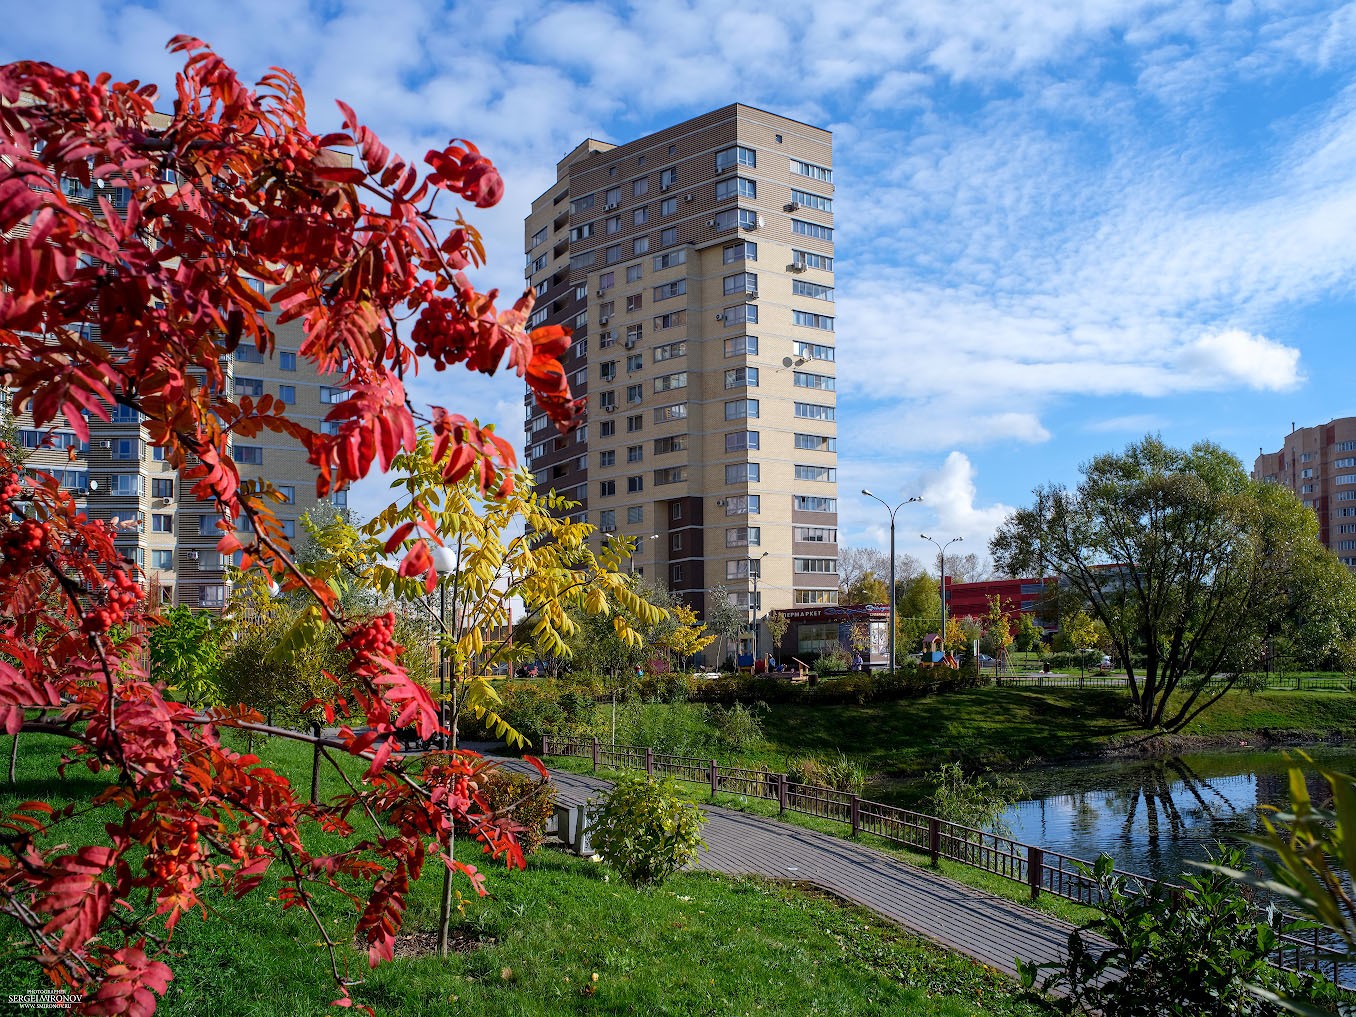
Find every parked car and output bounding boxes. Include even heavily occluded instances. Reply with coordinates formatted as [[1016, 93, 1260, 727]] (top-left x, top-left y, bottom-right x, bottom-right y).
[[977, 654, 995, 666]]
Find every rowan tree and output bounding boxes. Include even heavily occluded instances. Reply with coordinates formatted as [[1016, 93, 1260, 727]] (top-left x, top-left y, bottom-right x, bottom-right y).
[[0, 41, 585, 1013]]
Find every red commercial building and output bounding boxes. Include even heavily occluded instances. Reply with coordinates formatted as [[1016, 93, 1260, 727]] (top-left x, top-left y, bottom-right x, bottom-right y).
[[944, 576, 1055, 633]]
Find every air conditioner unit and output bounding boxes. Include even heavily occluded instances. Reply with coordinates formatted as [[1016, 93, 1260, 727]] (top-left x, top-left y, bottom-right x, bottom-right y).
[[709, 219, 720, 228], [788, 262, 807, 273], [599, 316, 610, 326], [99, 440, 111, 450], [604, 406, 616, 414], [684, 194, 694, 202], [785, 202, 800, 212], [157, 497, 172, 506], [185, 550, 199, 561], [624, 338, 637, 349], [597, 288, 606, 296], [660, 183, 670, 191], [605, 202, 618, 210], [715, 313, 726, 322], [715, 166, 727, 174]]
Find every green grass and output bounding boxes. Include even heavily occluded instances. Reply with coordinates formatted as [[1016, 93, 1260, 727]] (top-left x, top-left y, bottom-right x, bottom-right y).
[[0, 732, 1052, 1016]]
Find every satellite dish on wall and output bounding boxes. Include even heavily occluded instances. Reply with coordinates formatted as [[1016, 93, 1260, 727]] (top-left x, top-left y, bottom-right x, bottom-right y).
[[88, 480, 100, 491]]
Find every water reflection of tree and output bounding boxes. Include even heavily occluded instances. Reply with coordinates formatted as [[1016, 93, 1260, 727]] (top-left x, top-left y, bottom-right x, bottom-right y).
[[1116, 757, 1240, 859]]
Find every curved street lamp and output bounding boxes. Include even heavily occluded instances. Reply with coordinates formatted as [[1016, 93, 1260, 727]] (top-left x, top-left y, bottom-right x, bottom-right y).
[[750, 551, 770, 662], [919, 534, 962, 650], [430, 544, 459, 751], [861, 490, 921, 671]]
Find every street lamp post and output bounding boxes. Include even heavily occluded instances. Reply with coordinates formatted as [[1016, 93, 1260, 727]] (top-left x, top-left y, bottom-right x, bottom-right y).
[[628, 533, 659, 574], [430, 544, 459, 751], [750, 551, 769, 662], [919, 534, 962, 651], [861, 491, 921, 671]]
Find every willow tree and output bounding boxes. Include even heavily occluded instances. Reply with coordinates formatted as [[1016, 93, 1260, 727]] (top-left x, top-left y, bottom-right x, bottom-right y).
[[991, 437, 1353, 731]]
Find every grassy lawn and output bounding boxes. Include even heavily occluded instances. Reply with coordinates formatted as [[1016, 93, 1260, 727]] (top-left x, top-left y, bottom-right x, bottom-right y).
[[0, 732, 1051, 1017]]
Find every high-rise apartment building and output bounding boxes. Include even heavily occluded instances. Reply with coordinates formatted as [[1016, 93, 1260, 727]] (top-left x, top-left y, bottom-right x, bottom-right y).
[[523, 104, 839, 634], [11, 289, 342, 609], [1253, 416, 1356, 569]]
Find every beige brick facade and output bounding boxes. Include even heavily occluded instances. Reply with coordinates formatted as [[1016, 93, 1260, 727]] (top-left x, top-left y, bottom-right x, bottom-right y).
[[1253, 417, 1356, 569], [523, 104, 840, 636]]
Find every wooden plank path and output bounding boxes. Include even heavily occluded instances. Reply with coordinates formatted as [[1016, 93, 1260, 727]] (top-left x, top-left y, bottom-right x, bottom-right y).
[[501, 760, 1085, 979]]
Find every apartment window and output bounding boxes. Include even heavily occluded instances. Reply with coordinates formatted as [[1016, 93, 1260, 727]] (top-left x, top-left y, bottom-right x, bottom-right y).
[[604, 186, 621, 207], [598, 390, 616, 411], [151, 478, 174, 499], [633, 177, 649, 197], [1337, 475, 1356, 485], [598, 271, 615, 292], [795, 557, 838, 574], [600, 361, 617, 381], [601, 420, 616, 437], [796, 590, 839, 605], [276, 485, 295, 504], [790, 158, 833, 182], [794, 433, 837, 452], [627, 353, 644, 372], [725, 431, 759, 452], [650, 280, 683, 302], [726, 526, 761, 547], [796, 464, 837, 482], [795, 341, 835, 361], [795, 402, 835, 421], [715, 145, 756, 170], [321, 420, 341, 436], [626, 264, 643, 283], [530, 226, 547, 248], [671, 502, 684, 521], [654, 435, 688, 455], [653, 403, 687, 423], [715, 176, 756, 201], [792, 249, 833, 271], [790, 189, 833, 212], [726, 559, 754, 580], [654, 311, 686, 331], [600, 510, 616, 533], [1340, 441, 1356, 452], [599, 480, 616, 497], [792, 219, 833, 241], [794, 526, 838, 543], [111, 437, 138, 460], [723, 272, 757, 296], [604, 215, 622, 235], [627, 414, 644, 432], [723, 241, 757, 264], [725, 398, 759, 420], [600, 450, 615, 467], [626, 293, 643, 312], [722, 303, 758, 325], [633, 236, 650, 255], [571, 194, 597, 214], [1337, 458, 1356, 469], [794, 495, 837, 512], [724, 367, 759, 389], [151, 514, 172, 533], [660, 167, 678, 188], [626, 323, 643, 345], [112, 403, 141, 423], [654, 371, 687, 393], [276, 519, 295, 541], [198, 514, 219, 536], [276, 384, 297, 404], [653, 250, 686, 270], [235, 377, 264, 397], [713, 208, 759, 231], [570, 251, 596, 271], [627, 445, 644, 464], [654, 467, 686, 486], [1301, 468, 1313, 478], [198, 586, 227, 609], [626, 383, 644, 405], [528, 307, 549, 328], [661, 197, 677, 216], [793, 280, 834, 301], [660, 227, 678, 246], [235, 345, 265, 364], [19, 429, 86, 452], [152, 549, 174, 571], [724, 336, 758, 357], [654, 340, 686, 362], [671, 532, 684, 553], [725, 463, 760, 484], [794, 371, 835, 391], [632, 207, 648, 227], [627, 505, 644, 525], [575, 283, 589, 301], [320, 386, 348, 404], [603, 244, 622, 265], [627, 475, 644, 493], [794, 310, 835, 330], [724, 495, 760, 516], [1301, 484, 1316, 493], [108, 474, 139, 497]]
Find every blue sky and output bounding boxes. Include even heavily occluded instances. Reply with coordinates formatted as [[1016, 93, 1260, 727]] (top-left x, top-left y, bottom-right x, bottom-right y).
[[6, 1, 1356, 568]]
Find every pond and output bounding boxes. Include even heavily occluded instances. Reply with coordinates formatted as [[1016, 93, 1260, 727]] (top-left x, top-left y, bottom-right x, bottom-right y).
[[1001, 745, 1356, 886]]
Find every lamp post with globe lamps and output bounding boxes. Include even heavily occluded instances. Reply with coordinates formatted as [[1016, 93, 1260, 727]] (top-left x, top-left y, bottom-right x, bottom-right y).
[[860, 491, 921, 670], [920, 534, 962, 653]]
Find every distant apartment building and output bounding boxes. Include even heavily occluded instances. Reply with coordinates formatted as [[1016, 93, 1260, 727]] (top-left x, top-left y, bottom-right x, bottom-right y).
[[1253, 417, 1356, 569], [522, 104, 839, 637]]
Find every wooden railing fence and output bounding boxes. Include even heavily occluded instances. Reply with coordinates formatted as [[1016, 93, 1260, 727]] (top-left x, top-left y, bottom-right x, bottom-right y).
[[541, 734, 1354, 987]]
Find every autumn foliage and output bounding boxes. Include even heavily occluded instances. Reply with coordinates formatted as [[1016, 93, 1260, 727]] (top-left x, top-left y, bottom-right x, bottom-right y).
[[0, 39, 580, 1013]]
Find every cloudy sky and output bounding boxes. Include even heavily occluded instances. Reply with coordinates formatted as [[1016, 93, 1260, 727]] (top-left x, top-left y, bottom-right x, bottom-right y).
[[7, 1, 1355, 567]]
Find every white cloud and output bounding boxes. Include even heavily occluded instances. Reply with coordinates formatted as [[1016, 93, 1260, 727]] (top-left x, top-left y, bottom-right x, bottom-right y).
[[1175, 330, 1304, 391], [1084, 413, 1166, 433]]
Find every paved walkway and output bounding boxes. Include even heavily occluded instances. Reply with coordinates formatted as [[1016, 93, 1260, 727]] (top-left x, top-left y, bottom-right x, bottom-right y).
[[503, 761, 1082, 979]]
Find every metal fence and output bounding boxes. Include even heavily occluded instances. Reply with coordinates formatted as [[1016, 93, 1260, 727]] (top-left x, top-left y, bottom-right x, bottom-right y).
[[541, 734, 1354, 987]]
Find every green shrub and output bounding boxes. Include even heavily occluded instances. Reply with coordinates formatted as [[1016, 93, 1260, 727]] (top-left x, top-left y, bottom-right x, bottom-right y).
[[589, 772, 707, 888], [928, 762, 1024, 836], [1018, 845, 1346, 1016], [473, 769, 557, 855], [612, 701, 713, 755], [708, 702, 767, 750]]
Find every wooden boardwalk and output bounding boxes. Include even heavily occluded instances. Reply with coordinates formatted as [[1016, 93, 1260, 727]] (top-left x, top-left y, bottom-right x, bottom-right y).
[[508, 762, 1084, 979]]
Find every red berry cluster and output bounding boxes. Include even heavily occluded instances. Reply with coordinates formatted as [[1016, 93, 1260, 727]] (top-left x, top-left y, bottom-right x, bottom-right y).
[[0, 476, 23, 515], [80, 569, 145, 634], [0, 519, 51, 578], [339, 612, 397, 659]]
